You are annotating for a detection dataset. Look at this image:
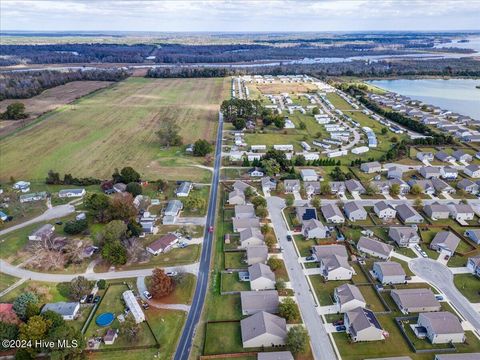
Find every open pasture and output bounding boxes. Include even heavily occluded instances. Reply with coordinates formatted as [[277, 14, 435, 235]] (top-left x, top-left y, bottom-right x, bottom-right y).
[[0, 77, 227, 182]]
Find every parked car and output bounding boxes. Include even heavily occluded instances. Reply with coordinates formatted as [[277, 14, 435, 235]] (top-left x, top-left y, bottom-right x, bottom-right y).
[[93, 296, 101, 303], [333, 320, 344, 326], [305, 256, 315, 261], [421, 251, 428, 258], [444, 255, 450, 260], [166, 271, 178, 277], [80, 295, 87, 304], [435, 295, 444, 301], [87, 294, 94, 303], [405, 276, 412, 280], [143, 291, 152, 300], [336, 325, 346, 332], [55, 221, 63, 225], [286, 235, 293, 242]]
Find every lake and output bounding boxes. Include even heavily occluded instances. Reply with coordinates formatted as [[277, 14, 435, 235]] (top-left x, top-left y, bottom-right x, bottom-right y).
[[367, 79, 480, 120]]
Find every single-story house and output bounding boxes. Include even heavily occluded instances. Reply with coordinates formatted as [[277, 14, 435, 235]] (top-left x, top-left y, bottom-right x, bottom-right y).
[[248, 167, 265, 177], [240, 290, 279, 316], [452, 150, 472, 163], [313, 245, 353, 281], [246, 245, 269, 265], [357, 237, 393, 260], [235, 204, 256, 219], [58, 188, 86, 198], [387, 166, 404, 179], [334, 283, 366, 312], [113, 183, 127, 193], [345, 307, 385, 342], [457, 178, 479, 194], [374, 201, 397, 219], [430, 231, 461, 256], [388, 227, 420, 247], [176, 182, 193, 197], [330, 181, 346, 196], [164, 200, 183, 217], [432, 178, 456, 195], [396, 203, 424, 224], [28, 224, 55, 241], [261, 177, 277, 194], [435, 151, 454, 163], [302, 218, 328, 239], [434, 353, 480, 360], [241, 311, 287, 348], [304, 181, 321, 196], [146, 233, 179, 255], [424, 203, 451, 220], [249, 263, 276, 290], [122, 290, 145, 323], [464, 164, 480, 178], [229, 189, 246, 205], [300, 169, 318, 182], [20, 191, 48, 203], [373, 261, 406, 284], [344, 202, 367, 222], [239, 227, 264, 248], [13, 180, 30, 192], [390, 288, 440, 313], [417, 152, 434, 163], [41, 302, 80, 320], [417, 312, 464, 344], [464, 229, 480, 244], [321, 204, 345, 224], [440, 166, 458, 180], [360, 161, 382, 173], [233, 180, 254, 193], [449, 204, 475, 222]]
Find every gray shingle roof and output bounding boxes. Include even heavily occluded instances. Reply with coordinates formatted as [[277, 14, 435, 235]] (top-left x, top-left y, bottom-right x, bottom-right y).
[[391, 288, 439, 310], [240, 311, 287, 342], [248, 263, 275, 282], [257, 352, 294, 360], [346, 307, 383, 335], [430, 231, 461, 252], [240, 290, 279, 314], [335, 283, 365, 305], [357, 237, 393, 258], [375, 261, 406, 276], [41, 302, 78, 316], [418, 311, 463, 334], [321, 204, 344, 220]]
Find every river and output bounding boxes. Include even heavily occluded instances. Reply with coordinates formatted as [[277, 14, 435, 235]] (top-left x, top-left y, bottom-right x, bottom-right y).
[[368, 78, 480, 120]]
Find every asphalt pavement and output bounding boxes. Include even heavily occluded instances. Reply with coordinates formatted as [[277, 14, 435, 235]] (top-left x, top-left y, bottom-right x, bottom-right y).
[[267, 196, 337, 360], [409, 258, 480, 331], [173, 112, 223, 360]]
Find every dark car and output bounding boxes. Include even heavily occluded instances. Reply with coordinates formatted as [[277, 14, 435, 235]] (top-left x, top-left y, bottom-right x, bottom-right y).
[[286, 235, 293, 242], [333, 320, 344, 326], [93, 296, 101, 303], [305, 256, 315, 261], [336, 325, 346, 332], [87, 294, 94, 303], [55, 221, 63, 225]]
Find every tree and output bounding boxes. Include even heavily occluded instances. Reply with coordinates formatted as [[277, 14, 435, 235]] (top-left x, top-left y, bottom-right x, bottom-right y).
[[128, 221, 143, 237], [312, 107, 320, 115], [263, 158, 280, 176], [414, 197, 423, 208], [273, 117, 286, 129], [13, 292, 39, 320], [44, 321, 84, 358], [311, 196, 321, 209], [232, 117, 246, 130], [97, 279, 106, 290], [0, 322, 18, 350], [193, 139, 213, 156], [149, 268, 175, 299], [1, 102, 28, 120], [63, 219, 88, 235], [294, 155, 306, 166], [264, 233, 276, 250], [156, 118, 183, 147], [285, 194, 294, 207], [390, 183, 400, 196], [184, 193, 206, 212], [126, 182, 142, 197], [365, 183, 376, 196], [69, 276, 92, 301], [19, 315, 52, 355], [244, 186, 255, 200], [279, 297, 300, 322], [267, 257, 282, 271], [251, 196, 267, 208], [381, 127, 388, 134], [286, 326, 309, 355], [85, 193, 111, 222], [103, 220, 128, 243], [320, 181, 331, 195], [122, 313, 141, 341], [410, 184, 422, 196], [255, 206, 268, 219], [299, 121, 306, 130], [25, 302, 40, 320], [102, 241, 127, 265], [107, 193, 137, 221], [277, 182, 285, 193], [120, 167, 141, 183]]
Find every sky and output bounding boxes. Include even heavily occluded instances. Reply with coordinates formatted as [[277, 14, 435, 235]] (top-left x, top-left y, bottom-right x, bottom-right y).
[[1, 0, 480, 32]]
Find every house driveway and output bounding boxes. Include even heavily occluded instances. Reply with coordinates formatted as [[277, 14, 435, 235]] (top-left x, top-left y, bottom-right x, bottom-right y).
[[317, 304, 338, 315], [175, 216, 206, 225]]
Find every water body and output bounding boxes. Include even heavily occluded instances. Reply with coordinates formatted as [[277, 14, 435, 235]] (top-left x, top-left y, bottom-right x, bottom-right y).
[[368, 79, 480, 120], [434, 36, 480, 53]]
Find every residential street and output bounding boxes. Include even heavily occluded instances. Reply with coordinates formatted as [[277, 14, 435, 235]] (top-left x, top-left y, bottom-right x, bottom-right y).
[[409, 258, 480, 331], [267, 196, 337, 360]]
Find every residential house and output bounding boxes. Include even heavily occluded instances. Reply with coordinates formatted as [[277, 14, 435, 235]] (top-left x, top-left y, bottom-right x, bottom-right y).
[[345, 179, 366, 196], [449, 204, 474, 222], [164, 200, 183, 217], [334, 283, 366, 312], [373, 262, 406, 284], [424, 203, 450, 220], [330, 181, 346, 196], [434, 354, 480, 360], [235, 204, 256, 219], [249, 263, 276, 290], [344, 202, 368, 222], [304, 181, 321, 196], [302, 218, 328, 239], [390, 288, 440, 313], [344, 307, 385, 342], [229, 189, 245, 205], [28, 224, 55, 241], [360, 161, 382, 173], [113, 183, 127, 193], [248, 167, 265, 177], [122, 290, 145, 323], [464, 164, 480, 178], [374, 201, 397, 219], [146, 233, 179, 255], [396, 204, 424, 224], [464, 229, 480, 244], [246, 245, 268, 265], [387, 166, 404, 179], [13, 181, 30, 192], [295, 204, 317, 222], [103, 329, 118, 345], [417, 312, 464, 344], [435, 151, 454, 163], [452, 150, 472, 163], [241, 311, 287, 348], [440, 166, 458, 180], [234, 180, 254, 193], [300, 169, 318, 181], [408, 180, 435, 195], [321, 204, 345, 224], [284, 180, 300, 193], [175, 182, 193, 197], [430, 231, 460, 256], [58, 188, 86, 198], [432, 178, 455, 195], [20, 191, 47, 203], [261, 177, 277, 194], [239, 227, 264, 248], [457, 178, 479, 194], [357, 237, 393, 260], [417, 152, 434, 163], [313, 245, 353, 280], [388, 227, 420, 247], [41, 302, 80, 320], [240, 290, 279, 316], [419, 166, 441, 179], [466, 255, 480, 275]]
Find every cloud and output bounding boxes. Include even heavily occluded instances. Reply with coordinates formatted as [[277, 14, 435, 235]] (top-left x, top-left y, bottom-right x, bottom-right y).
[[1, 0, 479, 31]]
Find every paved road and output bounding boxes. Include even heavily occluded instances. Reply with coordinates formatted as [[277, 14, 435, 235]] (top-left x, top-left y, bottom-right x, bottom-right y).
[[409, 258, 480, 331], [0, 259, 199, 282], [174, 112, 223, 360], [267, 196, 337, 360], [0, 204, 75, 236]]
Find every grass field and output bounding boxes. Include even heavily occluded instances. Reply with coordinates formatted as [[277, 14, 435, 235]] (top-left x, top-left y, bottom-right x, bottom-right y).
[[454, 274, 480, 302], [0, 77, 227, 182], [146, 273, 196, 305], [0, 273, 19, 292]]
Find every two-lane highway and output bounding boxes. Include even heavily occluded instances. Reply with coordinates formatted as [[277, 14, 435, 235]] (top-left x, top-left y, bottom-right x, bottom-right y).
[[174, 112, 223, 360]]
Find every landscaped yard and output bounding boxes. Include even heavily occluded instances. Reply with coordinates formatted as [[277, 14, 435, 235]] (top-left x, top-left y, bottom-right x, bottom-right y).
[[358, 285, 387, 312], [221, 272, 250, 293], [309, 275, 345, 305], [224, 251, 247, 269], [454, 273, 480, 302]]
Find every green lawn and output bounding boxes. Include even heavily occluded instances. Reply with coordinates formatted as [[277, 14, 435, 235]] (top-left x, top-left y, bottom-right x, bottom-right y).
[[206, 294, 242, 321], [224, 251, 247, 269], [0, 280, 69, 303], [147, 273, 196, 305], [0, 273, 19, 292], [204, 322, 245, 355], [147, 309, 186, 360], [221, 272, 250, 293], [293, 235, 317, 257], [351, 263, 370, 284], [394, 247, 417, 258], [309, 276, 345, 305], [454, 274, 480, 302], [358, 285, 387, 312]]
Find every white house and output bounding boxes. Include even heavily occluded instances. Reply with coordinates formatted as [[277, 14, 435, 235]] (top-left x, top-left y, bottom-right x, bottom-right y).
[[334, 283, 366, 312], [122, 290, 145, 323], [449, 204, 474, 222], [417, 312, 464, 344], [344, 307, 385, 342], [241, 311, 287, 348], [58, 188, 86, 198], [313, 245, 353, 281], [464, 164, 480, 178], [374, 201, 397, 219], [41, 302, 80, 320], [357, 237, 393, 260], [372, 262, 406, 284], [300, 169, 318, 182], [249, 263, 276, 290]]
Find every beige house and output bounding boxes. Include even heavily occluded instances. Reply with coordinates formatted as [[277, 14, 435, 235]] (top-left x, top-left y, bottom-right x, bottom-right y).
[[249, 263, 276, 290], [417, 312, 464, 344], [344, 307, 385, 342], [334, 283, 366, 312], [391, 288, 440, 313], [241, 311, 287, 348]]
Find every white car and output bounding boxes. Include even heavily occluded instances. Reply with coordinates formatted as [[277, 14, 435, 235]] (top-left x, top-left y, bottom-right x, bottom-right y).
[[143, 290, 152, 300], [166, 271, 178, 277]]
